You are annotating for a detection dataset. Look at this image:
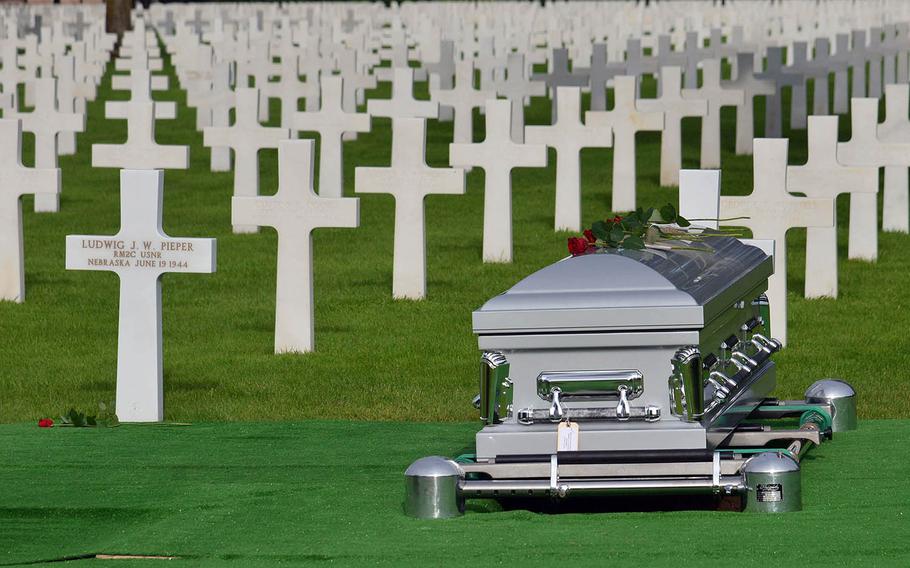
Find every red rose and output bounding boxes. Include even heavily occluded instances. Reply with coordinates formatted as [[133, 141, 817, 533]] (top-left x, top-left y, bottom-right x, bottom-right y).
[[567, 237, 589, 256], [612, 215, 623, 224], [38, 418, 53, 428], [583, 229, 596, 243]]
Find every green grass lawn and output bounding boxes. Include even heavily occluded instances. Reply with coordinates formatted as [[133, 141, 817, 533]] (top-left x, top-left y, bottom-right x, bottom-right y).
[[1, 52, 909, 425], [1, 420, 908, 566]]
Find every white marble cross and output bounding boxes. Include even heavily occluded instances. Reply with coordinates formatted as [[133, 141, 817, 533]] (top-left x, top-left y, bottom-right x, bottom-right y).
[[881, 24, 902, 86], [232, 140, 358, 353], [638, 66, 706, 187], [725, 53, 775, 155], [262, 54, 318, 131], [54, 54, 94, 156], [65, 169, 216, 422], [530, 48, 589, 120], [67, 11, 92, 42], [368, 67, 436, 125], [788, 116, 877, 298], [450, 99, 547, 262], [839, 97, 910, 261], [526, 87, 612, 231], [494, 53, 546, 142], [0, 119, 59, 302], [203, 88, 290, 233], [19, 36, 44, 108], [237, 40, 272, 121], [423, 39, 455, 121], [423, 39, 455, 89], [9, 78, 84, 213], [847, 31, 869, 100], [806, 38, 844, 116], [624, 38, 658, 95], [683, 59, 744, 169], [785, 42, 811, 130], [114, 47, 163, 74], [430, 60, 491, 144], [200, 62, 235, 171], [109, 69, 175, 119], [585, 75, 663, 212], [656, 36, 688, 82], [376, 41, 425, 83], [588, 43, 627, 111], [681, 31, 708, 89], [337, 47, 376, 114], [892, 24, 910, 84], [757, 47, 802, 138], [355, 118, 465, 299], [718, 139, 833, 345], [831, 33, 852, 114], [94, 99, 189, 171], [866, 28, 884, 99], [877, 84, 910, 233], [112, 68, 169, 92], [474, 36, 503, 92], [294, 76, 371, 198], [0, 43, 27, 109]]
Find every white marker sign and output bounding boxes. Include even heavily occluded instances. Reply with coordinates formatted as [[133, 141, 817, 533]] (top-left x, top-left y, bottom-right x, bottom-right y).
[[65, 170, 216, 422]]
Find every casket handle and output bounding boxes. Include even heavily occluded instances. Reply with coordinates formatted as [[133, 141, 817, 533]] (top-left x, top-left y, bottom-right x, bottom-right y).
[[536, 370, 644, 401]]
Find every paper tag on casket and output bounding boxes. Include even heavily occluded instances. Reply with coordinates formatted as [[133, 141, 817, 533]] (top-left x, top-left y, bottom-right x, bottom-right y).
[[557, 421, 579, 451]]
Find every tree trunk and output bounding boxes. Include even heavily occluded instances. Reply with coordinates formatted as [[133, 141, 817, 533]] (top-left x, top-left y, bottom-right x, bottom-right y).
[[105, 0, 132, 38]]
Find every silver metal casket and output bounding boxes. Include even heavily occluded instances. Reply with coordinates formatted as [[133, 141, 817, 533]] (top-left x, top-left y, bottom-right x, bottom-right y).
[[406, 236, 856, 516], [472, 236, 775, 457]]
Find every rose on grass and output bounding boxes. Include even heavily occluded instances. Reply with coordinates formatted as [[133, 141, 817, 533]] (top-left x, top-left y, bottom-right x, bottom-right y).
[[583, 229, 596, 243], [38, 418, 54, 428], [567, 237, 589, 256]]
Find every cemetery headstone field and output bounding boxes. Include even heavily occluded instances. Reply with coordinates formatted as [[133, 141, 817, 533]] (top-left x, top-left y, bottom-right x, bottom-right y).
[[6, 33, 910, 424], [2, 1, 910, 566]]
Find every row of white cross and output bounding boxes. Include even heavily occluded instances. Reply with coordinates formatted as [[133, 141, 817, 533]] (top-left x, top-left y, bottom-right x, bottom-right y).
[[0, 11, 113, 300], [6, 5, 910, 422], [133, 0, 910, 78]]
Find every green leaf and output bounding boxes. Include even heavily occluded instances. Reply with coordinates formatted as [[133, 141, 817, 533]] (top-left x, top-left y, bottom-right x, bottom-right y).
[[591, 220, 609, 240], [660, 204, 677, 223], [609, 226, 624, 243], [623, 235, 645, 249], [642, 207, 655, 224], [676, 214, 691, 227]]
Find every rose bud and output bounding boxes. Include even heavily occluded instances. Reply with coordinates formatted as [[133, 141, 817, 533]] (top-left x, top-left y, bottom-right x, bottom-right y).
[[567, 237, 589, 256]]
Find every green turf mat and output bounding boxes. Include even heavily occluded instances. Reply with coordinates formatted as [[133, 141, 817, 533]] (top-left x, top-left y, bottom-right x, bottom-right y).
[[0, 420, 907, 566]]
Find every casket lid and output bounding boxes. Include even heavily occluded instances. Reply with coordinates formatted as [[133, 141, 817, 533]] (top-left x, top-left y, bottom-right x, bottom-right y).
[[473, 236, 771, 334]]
